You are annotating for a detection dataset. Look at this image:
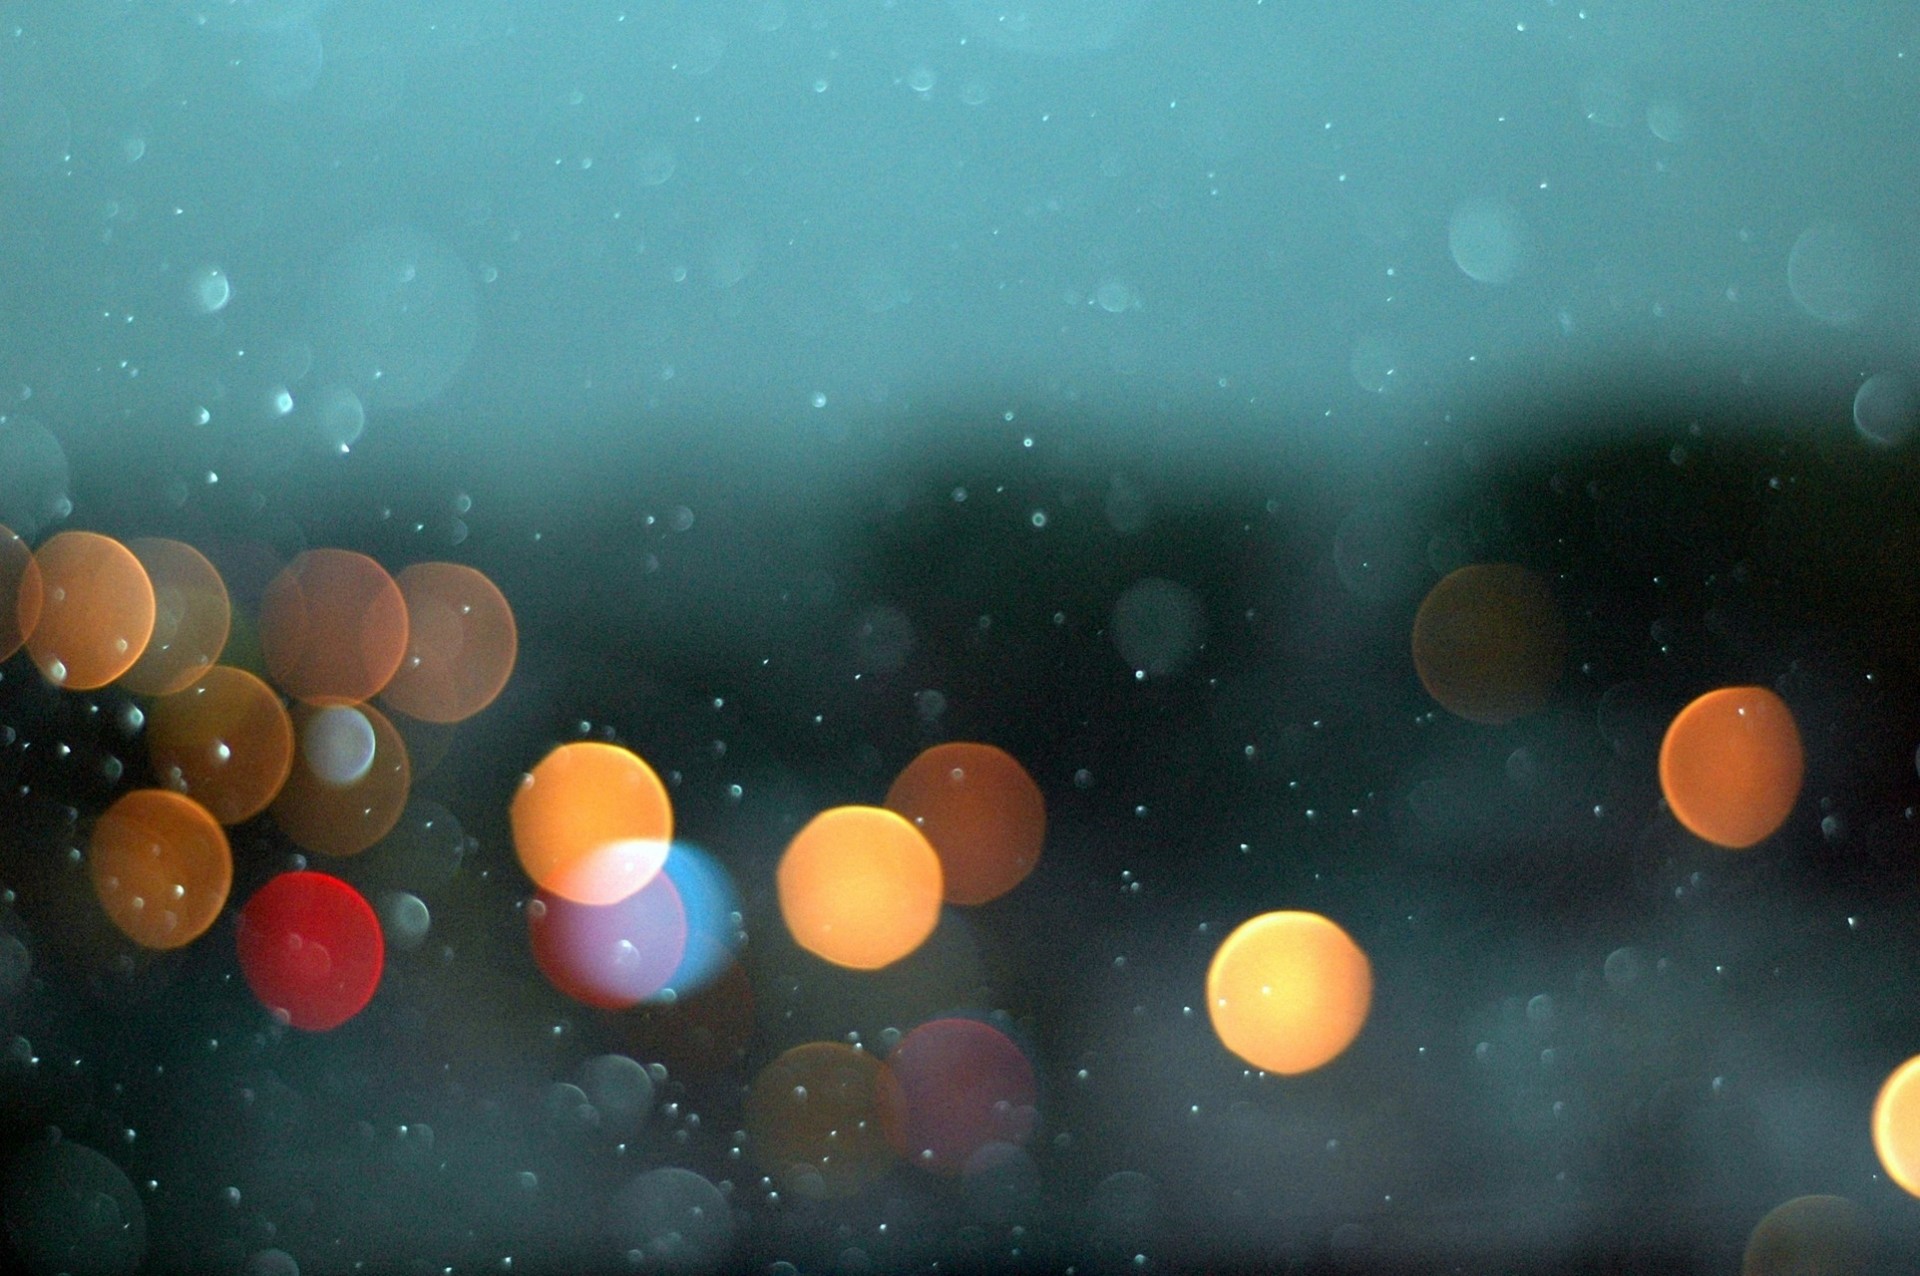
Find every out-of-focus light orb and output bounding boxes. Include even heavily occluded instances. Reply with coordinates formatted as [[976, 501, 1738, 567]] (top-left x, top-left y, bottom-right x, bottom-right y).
[[0, 1140, 147, 1276], [145, 665, 295, 825], [315, 384, 365, 451], [1411, 564, 1565, 724], [188, 264, 231, 313], [776, 805, 942, 970], [301, 704, 377, 786], [235, 871, 384, 1031], [27, 531, 156, 690], [746, 1042, 894, 1199], [878, 1017, 1038, 1175], [1873, 1054, 1920, 1198], [1854, 371, 1918, 448], [0, 418, 72, 540], [528, 872, 686, 1010], [609, 1167, 733, 1275], [961, 1141, 1042, 1226], [852, 603, 915, 675], [375, 890, 431, 952], [1206, 911, 1373, 1076], [580, 1053, 654, 1138], [89, 789, 231, 951], [380, 561, 517, 723], [120, 538, 230, 695], [543, 1081, 596, 1137], [655, 843, 741, 1001], [1449, 197, 1530, 284], [1787, 220, 1884, 326], [1110, 576, 1205, 677], [260, 549, 409, 705], [0, 932, 29, 1001], [1659, 686, 1803, 849], [1742, 1194, 1872, 1275], [273, 702, 410, 856], [243, 1249, 301, 1276], [884, 742, 1044, 905], [511, 741, 673, 905], [315, 226, 479, 412], [0, 522, 43, 662]]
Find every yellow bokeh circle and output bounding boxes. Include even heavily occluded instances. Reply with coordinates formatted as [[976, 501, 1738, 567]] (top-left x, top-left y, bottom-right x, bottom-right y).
[[1206, 910, 1372, 1075], [1873, 1054, 1920, 1198], [776, 805, 943, 971]]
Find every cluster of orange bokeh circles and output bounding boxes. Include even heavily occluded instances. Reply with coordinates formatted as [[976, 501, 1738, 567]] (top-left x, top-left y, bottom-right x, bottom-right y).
[[776, 740, 1048, 971], [12, 517, 1914, 1241], [2, 521, 516, 953], [508, 736, 1049, 982]]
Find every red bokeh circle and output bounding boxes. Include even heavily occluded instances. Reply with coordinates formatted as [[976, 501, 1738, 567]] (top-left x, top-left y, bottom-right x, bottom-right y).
[[878, 1017, 1039, 1174], [235, 871, 385, 1031]]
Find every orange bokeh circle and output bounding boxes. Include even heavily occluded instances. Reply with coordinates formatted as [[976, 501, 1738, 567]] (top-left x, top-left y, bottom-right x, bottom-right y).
[[260, 549, 409, 704], [885, 742, 1045, 905], [1742, 1194, 1872, 1275], [89, 789, 232, 950], [0, 522, 42, 662], [272, 701, 411, 856], [146, 665, 296, 825], [121, 537, 231, 696], [381, 562, 518, 723], [1873, 1055, 1920, 1199], [776, 805, 943, 971], [1206, 911, 1373, 1075], [26, 531, 156, 690], [511, 742, 673, 905], [1658, 685, 1803, 849], [1411, 563, 1565, 725], [745, 1042, 895, 1199]]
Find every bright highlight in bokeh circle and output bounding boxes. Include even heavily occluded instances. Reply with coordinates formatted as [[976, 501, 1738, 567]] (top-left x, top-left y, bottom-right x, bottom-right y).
[[273, 701, 410, 857], [1206, 910, 1373, 1075], [1658, 685, 1803, 848], [1873, 1054, 1920, 1198], [89, 789, 232, 951], [302, 704, 378, 786], [884, 742, 1044, 905], [511, 742, 673, 905], [776, 805, 942, 970]]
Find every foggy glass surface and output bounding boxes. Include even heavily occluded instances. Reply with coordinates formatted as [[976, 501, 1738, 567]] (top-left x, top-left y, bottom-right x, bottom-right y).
[[1, 3, 1919, 1274]]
